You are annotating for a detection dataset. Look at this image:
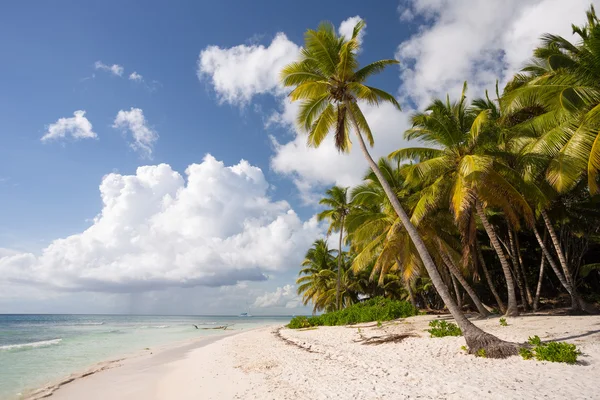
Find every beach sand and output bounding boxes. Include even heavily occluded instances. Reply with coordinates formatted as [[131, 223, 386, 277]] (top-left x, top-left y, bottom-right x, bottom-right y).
[[40, 314, 599, 399]]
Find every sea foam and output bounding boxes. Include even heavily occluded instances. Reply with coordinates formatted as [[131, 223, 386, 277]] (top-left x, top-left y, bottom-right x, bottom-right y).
[[0, 338, 62, 351]]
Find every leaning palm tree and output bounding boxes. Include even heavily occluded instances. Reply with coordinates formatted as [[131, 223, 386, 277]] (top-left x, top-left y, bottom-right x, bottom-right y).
[[281, 21, 516, 356], [317, 185, 350, 310]]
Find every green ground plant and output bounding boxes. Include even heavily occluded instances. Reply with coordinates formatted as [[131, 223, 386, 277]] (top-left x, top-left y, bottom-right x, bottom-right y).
[[519, 335, 581, 364], [499, 318, 508, 326], [426, 320, 462, 337]]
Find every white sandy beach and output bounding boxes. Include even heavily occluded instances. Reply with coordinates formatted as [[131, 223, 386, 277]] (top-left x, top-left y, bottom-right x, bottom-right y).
[[35, 314, 600, 400]]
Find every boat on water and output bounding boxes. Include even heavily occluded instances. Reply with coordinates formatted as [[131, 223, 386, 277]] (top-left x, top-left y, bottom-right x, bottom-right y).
[[239, 304, 252, 317]]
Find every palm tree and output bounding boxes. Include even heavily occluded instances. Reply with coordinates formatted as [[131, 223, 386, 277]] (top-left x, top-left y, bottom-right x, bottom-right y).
[[317, 185, 350, 310], [390, 83, 533, 317], [282, 22, 516, 356], [296, 239, 336, 313]]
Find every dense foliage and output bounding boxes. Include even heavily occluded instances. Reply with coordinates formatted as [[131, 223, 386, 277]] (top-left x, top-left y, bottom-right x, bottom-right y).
[[288, 297, 418, 329]]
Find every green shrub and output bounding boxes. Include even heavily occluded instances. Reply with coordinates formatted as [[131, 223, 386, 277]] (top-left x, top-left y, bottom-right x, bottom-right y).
[[287, 297, 418, 329], [519, 335, 581, 364], [499, 317, 508, 326], [426, 320, 462, 337], [475, 348, 487, 358]]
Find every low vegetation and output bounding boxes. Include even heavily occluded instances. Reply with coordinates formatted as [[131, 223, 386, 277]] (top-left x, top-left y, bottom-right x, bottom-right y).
[[426, 320, 462, 337], [519, 336, 581, 364], [287, 297, 418, 329], [499, 318, 508, 327]]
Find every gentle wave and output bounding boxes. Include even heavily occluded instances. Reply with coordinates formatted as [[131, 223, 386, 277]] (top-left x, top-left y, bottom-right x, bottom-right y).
[[139, 325, 170, 329], [77, 322, 104, 326], [0, 338, 62, 351]]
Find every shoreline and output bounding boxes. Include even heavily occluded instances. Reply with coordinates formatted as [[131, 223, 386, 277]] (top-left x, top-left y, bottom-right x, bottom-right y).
[[22, 326, 257, 400], [34, 313, 600, 399]]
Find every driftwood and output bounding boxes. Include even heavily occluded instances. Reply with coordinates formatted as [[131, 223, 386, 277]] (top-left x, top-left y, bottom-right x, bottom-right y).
[[353, 333, 415, 345]]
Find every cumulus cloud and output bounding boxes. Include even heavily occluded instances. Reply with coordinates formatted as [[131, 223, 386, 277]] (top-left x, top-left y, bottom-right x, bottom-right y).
[[396, 0, 593, 108], [270, 101, 410, 203], [253, 284, 300, 309], [197, 33, 300, 106], [129, 71, 143, 82], [94, 61, 124, 77], [41, 110, 97, 142], [113, 108, 159, 158], [338, 15, 366, 47], [0, 156, 322, 293]]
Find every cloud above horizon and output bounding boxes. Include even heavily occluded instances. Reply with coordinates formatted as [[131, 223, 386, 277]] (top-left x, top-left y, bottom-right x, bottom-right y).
[[396, 0, 593, 108], [253, 284, 300, 309], [41, 110, 97, 142], [113, 108, 159, 158], [0, 155, 322, 294], [94, 61, 124, 77]]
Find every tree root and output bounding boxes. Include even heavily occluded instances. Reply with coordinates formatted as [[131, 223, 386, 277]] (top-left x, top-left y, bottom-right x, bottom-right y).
[[465, 330, 519, 358]]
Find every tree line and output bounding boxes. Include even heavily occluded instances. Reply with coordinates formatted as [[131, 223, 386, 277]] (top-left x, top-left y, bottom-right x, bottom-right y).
[[282, 6, 600, 357]]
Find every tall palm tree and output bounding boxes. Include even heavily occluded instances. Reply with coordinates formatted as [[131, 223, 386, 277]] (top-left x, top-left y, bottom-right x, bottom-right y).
[[390, 83, 533, 317], [317, 185, 350, 310], [281, 22, 516, 356]]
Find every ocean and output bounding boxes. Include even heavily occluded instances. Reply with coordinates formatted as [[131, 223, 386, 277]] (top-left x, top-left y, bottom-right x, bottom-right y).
[[0, 314, 290, 399]]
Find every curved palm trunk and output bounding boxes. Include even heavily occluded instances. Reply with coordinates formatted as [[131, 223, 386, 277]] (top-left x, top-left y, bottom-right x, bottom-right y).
[[347, 104, 516, 357], [477, 242, 506, 313], [475, 201, 519, 317], [441, 251, 490, 317], [336, 218, 344, 311], [533, 251, 546, 312]]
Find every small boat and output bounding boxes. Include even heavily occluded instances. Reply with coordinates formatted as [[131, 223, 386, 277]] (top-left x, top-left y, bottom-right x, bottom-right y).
[[239, 304, 252, 317]]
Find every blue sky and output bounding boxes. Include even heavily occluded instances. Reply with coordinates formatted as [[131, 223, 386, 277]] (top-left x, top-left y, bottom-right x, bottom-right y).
[[0, 0, 594, 314]]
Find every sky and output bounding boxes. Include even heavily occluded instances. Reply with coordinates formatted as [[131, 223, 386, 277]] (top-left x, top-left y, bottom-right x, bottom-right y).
[[0, 0, 596, 315]]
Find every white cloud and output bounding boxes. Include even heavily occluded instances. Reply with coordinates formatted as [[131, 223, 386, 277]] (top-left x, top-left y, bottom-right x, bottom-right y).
[[94, 61, 124, 77], [113, 108, 159, 158], [0, 156, 322, 293], [396, 0, 594, 108], [338, 15, 366, 48], [270, 101, 410, 203], [197, 33, 300, 106], [41, 110, 97, 142], [129, 71, 143, 82], [253, 284, 300, 309]]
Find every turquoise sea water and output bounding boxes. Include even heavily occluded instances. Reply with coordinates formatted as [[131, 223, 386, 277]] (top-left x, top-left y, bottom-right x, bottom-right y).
[[0, 314, 289, 399]]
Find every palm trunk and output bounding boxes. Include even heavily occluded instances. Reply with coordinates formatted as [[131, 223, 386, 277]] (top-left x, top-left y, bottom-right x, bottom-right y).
[[406, 282, 417, 309], [514, 232, 534, 306], [508, 229, 529, 310], [477, 242, 506, 313], [531, 225, 594, 313], [475, 200, 519, 317], [540, 209, 591, 312], [336, 218, 344, 311], [441, 251, 490, 317], [451, 274, 462, 309], [533, 231, 547, 312], [347, 104, 516, 357]]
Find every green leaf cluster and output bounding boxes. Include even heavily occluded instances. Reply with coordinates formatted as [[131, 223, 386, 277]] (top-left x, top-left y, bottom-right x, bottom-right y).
[[426, 320, 463, 337], [519, 335, 581, 364]]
